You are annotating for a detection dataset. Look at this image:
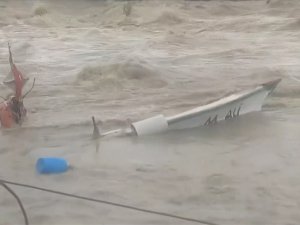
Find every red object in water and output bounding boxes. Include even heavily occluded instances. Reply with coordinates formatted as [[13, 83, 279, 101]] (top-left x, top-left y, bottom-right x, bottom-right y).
[[0, 43, 30, 128], [0, 96, 27, 128], [8, 43, 26, 100], [11, 64, 25, 100], [0, 101, 14, 128]]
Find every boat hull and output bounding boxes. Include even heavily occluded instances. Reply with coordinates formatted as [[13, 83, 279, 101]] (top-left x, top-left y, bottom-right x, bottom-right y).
[[132, 79, 281, 135], [96, 79, 281, 137], [167, 79, 281, 130]]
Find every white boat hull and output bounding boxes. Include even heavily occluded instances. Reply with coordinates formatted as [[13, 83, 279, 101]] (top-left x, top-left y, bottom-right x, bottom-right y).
[[167, 79, 280, 130], [98, 79, 281, 137]]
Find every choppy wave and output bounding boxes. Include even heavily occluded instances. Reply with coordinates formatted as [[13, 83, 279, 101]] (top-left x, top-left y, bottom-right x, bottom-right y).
[[268, 0, 297, 8], [149, 10, 185, 25], [33, 5, 48, 16], [76, 59, 167, 90], [273, 85, 300, 99], [278, 18, 300, 31]]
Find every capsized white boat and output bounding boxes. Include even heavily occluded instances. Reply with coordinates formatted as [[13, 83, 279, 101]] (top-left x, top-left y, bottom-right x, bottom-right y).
[[92, 78, 281, 138]]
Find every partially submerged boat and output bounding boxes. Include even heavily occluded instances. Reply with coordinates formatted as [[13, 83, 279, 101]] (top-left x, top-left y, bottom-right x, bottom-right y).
[[0, 43, 281, 132], [93, 78, 281, 138], [0, 43, 35, 128]]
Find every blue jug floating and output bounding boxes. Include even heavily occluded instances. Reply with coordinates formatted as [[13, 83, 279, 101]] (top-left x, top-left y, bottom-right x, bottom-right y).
[[36, 157, 69, 174]]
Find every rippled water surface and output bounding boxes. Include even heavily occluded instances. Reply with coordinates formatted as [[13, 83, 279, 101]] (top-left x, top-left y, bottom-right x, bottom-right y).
[[0, 0, 300, 224]]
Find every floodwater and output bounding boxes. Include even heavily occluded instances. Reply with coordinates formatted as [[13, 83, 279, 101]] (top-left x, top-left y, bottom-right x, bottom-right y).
[[0, 0, 300, 224]]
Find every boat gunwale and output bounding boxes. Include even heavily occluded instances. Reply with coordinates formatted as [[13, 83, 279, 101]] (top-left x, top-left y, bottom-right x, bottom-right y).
[[167, 79, 280, 125]]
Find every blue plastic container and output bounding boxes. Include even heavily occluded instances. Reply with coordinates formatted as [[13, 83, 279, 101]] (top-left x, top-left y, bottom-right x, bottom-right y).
[[36, 157, 69, 174]]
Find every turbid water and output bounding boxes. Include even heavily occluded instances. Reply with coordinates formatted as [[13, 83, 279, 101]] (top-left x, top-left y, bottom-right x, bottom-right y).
[[0, 0, 300, 224]]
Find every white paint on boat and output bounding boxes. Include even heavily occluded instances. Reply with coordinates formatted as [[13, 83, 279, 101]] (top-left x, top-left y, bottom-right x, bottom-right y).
[[98, 79, 281, 137]]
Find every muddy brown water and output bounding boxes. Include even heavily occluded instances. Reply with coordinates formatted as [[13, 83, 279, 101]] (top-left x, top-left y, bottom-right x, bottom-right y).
[[0, 0, 300, 224]]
